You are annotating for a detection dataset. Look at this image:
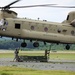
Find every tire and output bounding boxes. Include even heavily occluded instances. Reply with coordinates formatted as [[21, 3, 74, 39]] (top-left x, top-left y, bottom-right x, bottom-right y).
[[21, 42, 27, 47], [66, 44, 70, 50], [33, 42, 39, 47]]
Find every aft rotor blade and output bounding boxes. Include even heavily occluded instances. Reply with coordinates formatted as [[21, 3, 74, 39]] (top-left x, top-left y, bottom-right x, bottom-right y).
[[10, 4, 57, 8], [45, 5, 75, 8]]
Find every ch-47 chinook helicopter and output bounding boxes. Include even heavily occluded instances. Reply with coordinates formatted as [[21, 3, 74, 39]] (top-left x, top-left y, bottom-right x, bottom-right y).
[[0, 0, 75, 50]]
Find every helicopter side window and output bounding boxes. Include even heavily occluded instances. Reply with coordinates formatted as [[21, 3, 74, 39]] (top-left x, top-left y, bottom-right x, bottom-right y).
[[66, 15, 69, 20], [15, 23, 21, 29]]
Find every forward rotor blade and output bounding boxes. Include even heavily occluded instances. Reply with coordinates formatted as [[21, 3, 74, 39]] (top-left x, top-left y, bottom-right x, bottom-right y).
[[4, 0, 21, 9], [10, 4, 56, 8], [0, 7, 2, 9]]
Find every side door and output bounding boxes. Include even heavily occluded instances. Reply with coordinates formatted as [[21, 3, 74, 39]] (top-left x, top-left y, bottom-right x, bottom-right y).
[[13, 21, 22, 38]]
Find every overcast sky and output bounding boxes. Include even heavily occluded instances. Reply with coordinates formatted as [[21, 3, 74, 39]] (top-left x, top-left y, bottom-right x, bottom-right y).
[[0, 0, 75, 22]]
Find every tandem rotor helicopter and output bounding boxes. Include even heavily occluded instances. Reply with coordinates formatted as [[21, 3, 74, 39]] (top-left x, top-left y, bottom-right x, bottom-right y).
[[0, 0, 75, 50]]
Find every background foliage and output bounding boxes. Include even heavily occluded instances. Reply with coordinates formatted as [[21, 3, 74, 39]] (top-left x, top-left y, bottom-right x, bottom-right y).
[[0, 38, 75, 50]]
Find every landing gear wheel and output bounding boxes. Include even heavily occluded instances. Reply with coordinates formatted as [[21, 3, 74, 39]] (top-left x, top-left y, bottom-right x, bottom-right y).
[[21, 42, 27, 47], [66, 44, 70, 50], [33, 42, 39, 47]]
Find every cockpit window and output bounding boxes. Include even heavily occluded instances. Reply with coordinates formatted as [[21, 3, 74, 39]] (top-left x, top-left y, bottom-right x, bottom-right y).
[[66, 15, 69, 20]]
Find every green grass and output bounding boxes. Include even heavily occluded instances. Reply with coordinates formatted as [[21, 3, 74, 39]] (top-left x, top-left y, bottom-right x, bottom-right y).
[[0, 51, 75, 60], [0, 53, 14, 58], [50, 53, 75, 60], [0, 66, 75, 75], [0, 51, 75, 75]]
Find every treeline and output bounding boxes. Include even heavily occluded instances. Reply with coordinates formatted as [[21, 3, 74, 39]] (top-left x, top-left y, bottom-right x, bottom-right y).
[[0, 39, 75, 50], [0, 40, 21, 49], [0, 39, 36, 50]]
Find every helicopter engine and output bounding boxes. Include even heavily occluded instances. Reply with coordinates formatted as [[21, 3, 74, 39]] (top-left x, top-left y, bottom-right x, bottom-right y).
[[0, 10, 17, 19], [62, 11, 75, 25]]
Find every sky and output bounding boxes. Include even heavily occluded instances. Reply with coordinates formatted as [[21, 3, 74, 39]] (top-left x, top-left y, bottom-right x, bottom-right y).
[[0, 0, 75, 22]]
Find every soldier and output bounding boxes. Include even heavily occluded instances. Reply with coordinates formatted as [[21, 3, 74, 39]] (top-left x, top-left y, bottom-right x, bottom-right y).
[[45, 49, 50, 57], [45, 49, 47, 57], [13, 48, 19, 62]]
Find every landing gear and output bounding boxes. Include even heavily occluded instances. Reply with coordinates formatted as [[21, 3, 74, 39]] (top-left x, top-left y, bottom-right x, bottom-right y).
[[33, 42, 39, 47], [21, 41, 39, 48], [21, 42, 27, 47], [65, 44, 70, 50], [44, 42, 46, 45]]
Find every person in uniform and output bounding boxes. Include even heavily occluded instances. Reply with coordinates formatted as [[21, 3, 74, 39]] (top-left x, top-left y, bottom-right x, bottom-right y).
[[45, 49, 50, 57], [13, 48, 19, 62]]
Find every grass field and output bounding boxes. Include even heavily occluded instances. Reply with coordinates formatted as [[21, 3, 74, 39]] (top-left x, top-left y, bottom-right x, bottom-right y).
[[50, 53, 75, 60], [0, 66, 75, 75], [0, 50, 75, 60], [0, 50, 75, 75]]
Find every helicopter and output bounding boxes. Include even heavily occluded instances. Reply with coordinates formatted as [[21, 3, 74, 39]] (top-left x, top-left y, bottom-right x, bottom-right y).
[[0, 0, 75, 50]]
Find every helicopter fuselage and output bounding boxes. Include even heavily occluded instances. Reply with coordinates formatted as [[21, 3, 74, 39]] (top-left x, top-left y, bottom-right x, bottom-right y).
[[0, 18, 75, 44]]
